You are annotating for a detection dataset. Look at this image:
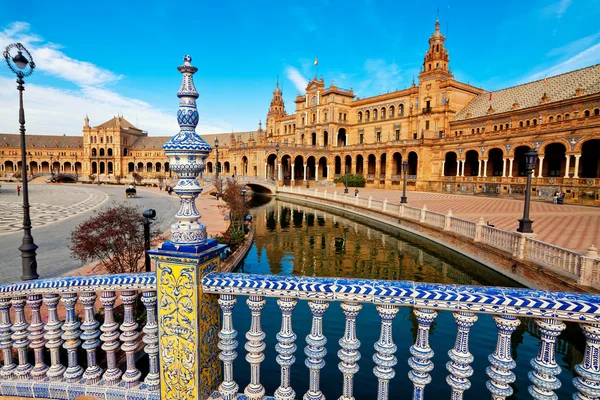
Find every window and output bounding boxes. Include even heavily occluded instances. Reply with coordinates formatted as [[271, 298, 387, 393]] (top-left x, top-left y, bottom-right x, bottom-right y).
[[399, 104, 404, 116], [476, 128, 480, 133], [358, 112, 363, 122], [324, 112, 328, 121], [91, 148, 97, 156], [505, 123, 509, 129], [557, 115, 562, 121], [436, 44, 439, 52], [376, 132, 381, 142], [339, 112, 342, 120], [365, 110, 370, 122], [413, 133, 418, 139], [595, 108, 600, 116], [471, 128, 475, 134], [565, 113, 570, 120], [344, 113, 347, 121], [381, 107, 386, 119], [499, 124, 503, 131], [549, 116, 554, 123], [302, 116, 305, 125], [395, 129, 400, 141], [390, 106, 395, 118], [519, 121, 524, 127], [584, 110, 590, 117], [439, 131, 444, 138], [425, 120, 430, 130], [533, 119, 537, 125], [526, 120, 530, 126], [373, 109, 378, 120], [359, 134, 364, 144], [312, 113, 316, 123], [100, 137, 103, 144]]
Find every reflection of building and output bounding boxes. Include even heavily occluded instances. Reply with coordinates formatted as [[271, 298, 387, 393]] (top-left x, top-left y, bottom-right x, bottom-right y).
[[1, 17, 599, 198]]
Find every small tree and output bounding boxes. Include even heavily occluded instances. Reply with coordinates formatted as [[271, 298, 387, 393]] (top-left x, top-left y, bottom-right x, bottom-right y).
[[12, 170, 22, 180], [88, 174, 96, 182], [70, 203, 160, 274], [218, 178, 246, 232], [132, 172, 143, 185], [114, 174, 122, 184]]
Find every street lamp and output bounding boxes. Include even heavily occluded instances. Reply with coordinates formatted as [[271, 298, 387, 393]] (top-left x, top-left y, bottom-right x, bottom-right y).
[[401, 160, 408, 203], [344, 165, 349, 194], [240, 185, 247, 232], [4, 42, 38, 280], [275, 142, 280, 191], [215, 138, 220, 200], [28, 152, 32, 178], [517, 149, 538, 233], [74, 154, 78, 180], [49, 153, 54, 181]]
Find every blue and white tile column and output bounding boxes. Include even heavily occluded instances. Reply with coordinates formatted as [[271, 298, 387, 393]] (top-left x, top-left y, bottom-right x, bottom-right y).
[[148, 54, 226, 400]]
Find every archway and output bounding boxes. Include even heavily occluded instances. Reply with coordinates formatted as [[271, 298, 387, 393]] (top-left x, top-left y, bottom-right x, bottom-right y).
[[487, 148, 503, 176], [107, 148, 113, 157], [581, 139, 600, 178], [443, 152, 457, 176], [207, 162, 213, 173], [100, 162, 106, 175], [318, 157, 328, 179], [380, 153, 387, 178], [543, 143, 566, 177], [513, 146, 530, 176], [4, 161, 14, 172], [52, 161, 60, 174], [281, 156, 291, 183], [367, 154, 376, 176], [100, 148, 105, 157], [108, 162, 113, 174], [30, 161, 38, 175], [224, 161, 230, 174], [294, 155, 304, 181], [393, 152, 403, 175], [146, 162, 153, 173], [156, 162, 162, 172], [267, 154, 277, 180], [356, 155, 364, 175], [311, 132, 317, 146], [242, 156, 249, 176], [137, 162, 144, 172], [408, 152, 418, 176], [128, 162, 135, 173], [335, 156, 342, 175], [41, 162, 49, 173], [63, 162, 72, 173], [307, 156, 316, 180], [323, 131, 329, 147], [92, 162, 97, 174], [464, 150, 479, 176], [344, 155, 352, 174], [75, 162, 82, 175], [337, 128, 347, 147]]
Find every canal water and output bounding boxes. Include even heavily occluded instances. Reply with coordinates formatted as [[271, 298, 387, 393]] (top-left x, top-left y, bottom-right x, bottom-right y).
[[230, 196, 583, 399]]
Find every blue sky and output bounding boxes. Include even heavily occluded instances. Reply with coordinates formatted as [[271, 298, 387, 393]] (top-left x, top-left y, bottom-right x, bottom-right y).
[[1, 0, 599, 136]]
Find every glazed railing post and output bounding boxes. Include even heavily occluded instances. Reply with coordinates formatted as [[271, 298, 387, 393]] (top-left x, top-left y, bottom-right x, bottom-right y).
[[120, 290, 141, 388], [373, 304, 399, 400], [141, 290, 160, 390], [444, 210, 453, 231], [27, 294, 48, 380], [12, 296, 32, 379], [218, 294, 239, 400], [304, 300, 329, 400], [578, 245, 599, 286], [80, 291, 102, 384], [528, 318, 566, 399], [446, 311, 478, 399], [419, 205, 427, 223], [486, 315, 521, 399], [408, 307, 437, 400], [43, 294, 65, 381], [99, 290, 122, 385], [338, 302, 362, 400], [573, 323, 600, 399], [0, 298, 15, 379], [61, 292, 83, 382], [275, 297, 298, 400], [245, 295, 267, 399]]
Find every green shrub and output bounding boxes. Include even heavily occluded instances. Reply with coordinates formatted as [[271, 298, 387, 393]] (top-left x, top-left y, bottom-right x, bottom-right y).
[[334, 173, 366, 187], [214, 227, 246, 252]]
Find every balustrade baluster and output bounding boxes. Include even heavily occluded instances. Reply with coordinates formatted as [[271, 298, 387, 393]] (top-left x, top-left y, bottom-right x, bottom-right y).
[[120, 290, 141, 388], [338, 302, 362, 400], [373, 304, 399, 400], [100, 291, 122, 385], [80, 292, 102, 384], [304, 300, 329, 400], [245, 295, 267, 399], [218, 294, 239, 400], [275, 297, 298, 400], [141, 291, 160, 390], [43, 294, 64, 381], [61, 292, 83, 382], [486, 315, 521, 399], [528, 318, 566, 399], [12, 296, 32, 379], [0, 297, 15, 378], [27, 294, 48, 380], [446, 312, 478, 400], [408, 307, 437, 400], [573, 322, 600, 400]]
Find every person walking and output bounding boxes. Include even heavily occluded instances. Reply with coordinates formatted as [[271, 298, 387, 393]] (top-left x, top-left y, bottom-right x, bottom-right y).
[[354, 188, 359, 197], [159, 183, 163, 192], [16, 185, 21, 196]]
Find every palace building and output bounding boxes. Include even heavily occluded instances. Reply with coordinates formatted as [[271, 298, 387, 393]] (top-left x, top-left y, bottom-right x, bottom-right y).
[[1, 18, 599, 201]]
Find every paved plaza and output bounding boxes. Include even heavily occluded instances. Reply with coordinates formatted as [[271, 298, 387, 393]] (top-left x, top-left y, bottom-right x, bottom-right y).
[[340, 187, 600, 253]]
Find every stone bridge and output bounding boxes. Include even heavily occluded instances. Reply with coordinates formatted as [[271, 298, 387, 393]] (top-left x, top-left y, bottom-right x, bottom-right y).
[[236, 175, 276, 194]]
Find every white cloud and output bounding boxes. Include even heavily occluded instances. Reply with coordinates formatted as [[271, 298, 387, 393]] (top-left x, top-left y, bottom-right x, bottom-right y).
[[286, 66, 308, 93], [556, 0, 572, 18], [0, 21, 231, 136], [541, 0, 572, 19], [524, 39, 600, 82], [357, 59, 405, 95]]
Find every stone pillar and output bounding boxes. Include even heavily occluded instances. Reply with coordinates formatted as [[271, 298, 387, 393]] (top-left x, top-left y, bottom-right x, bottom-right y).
[[508, 158, 514, 178], [537, 156, 544, 178], [477, 160, 482, 177], [277, 163, 281, 181], [326, 165, 330, 180], [483, 159, 488, 178], [303, 164, 307, 181], [456, 161, 460, 177], [441, 161, 445, 177], [474, 217, 485, 242], [444, 209, 452, 231], [291, 163, 295, 183], [420, 205, 427, 223], [563, 156, 571, 178], [578, 245, 599, 286], [461, 160, 466, 177], [574, 154, 581, 179], [502, 158, 507, 177]]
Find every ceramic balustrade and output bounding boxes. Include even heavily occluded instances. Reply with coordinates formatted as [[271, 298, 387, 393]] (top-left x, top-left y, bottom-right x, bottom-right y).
[[424, 211, 446, 229], [449, 217, 477, 239], [202, 272, 600, 400], [524, 238, 582, 279], [481, 225, 520, 255], [0, 273, 159, 400], [403, 206, 422, 221]]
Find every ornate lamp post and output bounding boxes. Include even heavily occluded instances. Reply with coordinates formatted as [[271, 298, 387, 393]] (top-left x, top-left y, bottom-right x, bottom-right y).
[[344, 164, 349, 194], [4, 42, 38, 280], [28, 152, 32, 178], [275, 142, 280, 191], [517, 149, 538, 233], [49, 153, 54, 180], [401, 160, 408, 203], [241, 185, 247, 232], [215, 138, 220, 200], [74, 153, 78, 179]]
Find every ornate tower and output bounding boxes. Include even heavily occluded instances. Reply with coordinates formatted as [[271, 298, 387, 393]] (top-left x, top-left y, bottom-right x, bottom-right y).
[[420, 17, 452, 79], [266, 79, 285, 137], [162, 55, 213, 246]]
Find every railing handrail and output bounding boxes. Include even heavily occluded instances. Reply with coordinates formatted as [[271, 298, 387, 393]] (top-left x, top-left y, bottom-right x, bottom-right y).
[[0, 272, 156, 298], [526, 236, 584, 257], [202, 272, 600, 323]]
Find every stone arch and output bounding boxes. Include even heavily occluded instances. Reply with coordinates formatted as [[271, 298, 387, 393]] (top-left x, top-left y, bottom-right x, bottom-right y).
[[580, 139, 600, 178], [487, 148, 504, 177], [307, 156, 317, 180], [344, 155, 352, 174], [337, 128, 347, 146], [355, 154, 364, 175], [537, 139, 570, 155], [318, 156, 328, 179], [335, 155, 342, 175], [464, 150, 479, 176], [542, 142, 567, 177], [392, 152, 403, 175], [407, 152, 418, 176], [293, 155, 304, 181], [443, 151, 457, 176], [508, 142, 535, 157], [367, 154, 376, 175]]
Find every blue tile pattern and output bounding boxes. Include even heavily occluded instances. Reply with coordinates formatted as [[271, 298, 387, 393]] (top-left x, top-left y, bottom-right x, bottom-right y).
[[202, 272, 600, 323], [0, 380, 158, 399]]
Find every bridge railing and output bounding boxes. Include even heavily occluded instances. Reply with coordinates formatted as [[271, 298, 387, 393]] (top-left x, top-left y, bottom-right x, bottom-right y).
[[278, 186, 600, 288], [0, 273, 159, 400], [202, 271, 600, 400]]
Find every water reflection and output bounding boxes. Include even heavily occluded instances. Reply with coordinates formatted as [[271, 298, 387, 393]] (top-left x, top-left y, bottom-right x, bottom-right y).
[[231, 196, 583, 399]]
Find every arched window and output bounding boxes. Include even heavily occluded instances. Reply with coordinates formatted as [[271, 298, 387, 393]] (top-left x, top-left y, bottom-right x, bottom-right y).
[[499, 124, 503, 131], [373, 109, 378, 120], [91, 148, 97, 156], [584, 110, 590, 117], [389, 105, 395, 118], [107, 148, 113, 156], [381, 107, 386, 119], [365, 110, 370, 122], [429, 64, 432, 71], [505, 123, 509, 130], [532, 119, 537, 126], [494, 125, 497, 131], [519, 121, 524, 127], [100, 148, 105, 156], [476, 128, 480, 133], [358, 111, 363, 122], [557, 115, 562, 121], [302, 116, 305, 125], [565, 113, 570, 120], [312, 113, 316, 122], [436, 44, 439, 51], [526, 120, 530, 126], [595, 108, 600, 116], [123, 148, 128, 156], [549, 116, 554, 123], [471, 128, 475, 134], [399, 104, 404, 116]]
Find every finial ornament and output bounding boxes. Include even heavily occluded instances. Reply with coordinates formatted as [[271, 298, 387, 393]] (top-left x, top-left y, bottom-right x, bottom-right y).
[[162, 55, 212, 245]]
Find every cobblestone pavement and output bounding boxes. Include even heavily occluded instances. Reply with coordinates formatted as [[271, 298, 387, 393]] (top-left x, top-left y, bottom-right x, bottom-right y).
[[0, 184, 109, 235], [335, 187, 600, 253]]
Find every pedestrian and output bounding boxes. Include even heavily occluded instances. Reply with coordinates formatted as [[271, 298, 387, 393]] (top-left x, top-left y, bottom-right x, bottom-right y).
[[354, 188, 359, 197], [167, 186, 173, 195], [159, 183, 163, 192], [17, 185, 21, 196], [553, 191, 559, 204]]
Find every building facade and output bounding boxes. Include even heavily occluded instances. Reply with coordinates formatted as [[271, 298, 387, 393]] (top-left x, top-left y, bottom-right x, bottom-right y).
[[1, 18, 599, 200]]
